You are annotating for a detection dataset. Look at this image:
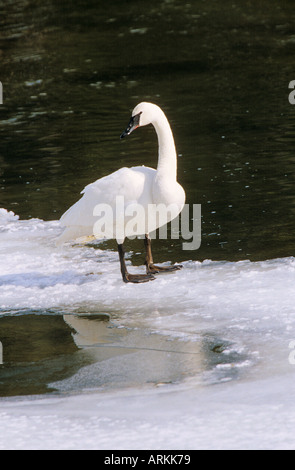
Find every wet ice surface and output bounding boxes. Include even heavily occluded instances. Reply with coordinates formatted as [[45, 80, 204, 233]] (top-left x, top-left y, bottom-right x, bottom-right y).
[[1, 208, 295, 449]]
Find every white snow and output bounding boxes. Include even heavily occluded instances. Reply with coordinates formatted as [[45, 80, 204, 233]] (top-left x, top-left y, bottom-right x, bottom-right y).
[[1, 208, 295, 450], [0, 374, 295, 450]]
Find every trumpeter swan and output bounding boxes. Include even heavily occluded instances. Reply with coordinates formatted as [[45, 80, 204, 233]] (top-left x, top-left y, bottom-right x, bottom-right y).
[[58, 102, 186, 283]]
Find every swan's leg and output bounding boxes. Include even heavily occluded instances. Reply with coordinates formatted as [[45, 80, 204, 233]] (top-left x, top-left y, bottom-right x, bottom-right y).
[[144, 234, 182, 274], [117, 243, 155, 283]]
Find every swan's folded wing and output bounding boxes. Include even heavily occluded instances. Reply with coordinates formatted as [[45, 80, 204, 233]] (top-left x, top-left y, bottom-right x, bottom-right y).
[[57, 166, 156, 243]]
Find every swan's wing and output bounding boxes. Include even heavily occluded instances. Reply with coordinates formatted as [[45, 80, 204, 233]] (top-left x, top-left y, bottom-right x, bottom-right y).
[[81, 166, 154, 205], [57, 166, 156, 243]]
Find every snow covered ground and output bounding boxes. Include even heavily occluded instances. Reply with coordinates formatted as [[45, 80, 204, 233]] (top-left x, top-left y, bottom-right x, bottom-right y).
[[0, 208, 295, 450], [1, 374, 295, 450]]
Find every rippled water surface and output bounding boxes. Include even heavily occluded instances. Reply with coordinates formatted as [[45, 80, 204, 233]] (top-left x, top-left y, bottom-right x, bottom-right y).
[[1, 0, 295, 450], [1, 0, 295, 261]]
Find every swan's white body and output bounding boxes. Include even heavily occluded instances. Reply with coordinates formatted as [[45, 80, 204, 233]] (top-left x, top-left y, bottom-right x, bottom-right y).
[[58, 102, 185, 245]]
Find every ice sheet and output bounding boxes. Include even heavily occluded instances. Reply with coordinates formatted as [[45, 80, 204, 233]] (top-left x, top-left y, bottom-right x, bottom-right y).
[[1, 208, 295, 449]]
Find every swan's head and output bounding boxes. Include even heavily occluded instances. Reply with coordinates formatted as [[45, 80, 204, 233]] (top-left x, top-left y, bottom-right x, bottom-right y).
[[120, 102, 161, 139]]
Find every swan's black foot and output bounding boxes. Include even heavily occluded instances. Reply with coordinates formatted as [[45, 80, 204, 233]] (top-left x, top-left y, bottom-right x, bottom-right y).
[[146, 263, 183, 274], [123, 272, 156, 283]]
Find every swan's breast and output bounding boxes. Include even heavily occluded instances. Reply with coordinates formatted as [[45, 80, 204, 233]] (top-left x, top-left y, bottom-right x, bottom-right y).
[[152, 177, 185, 208]]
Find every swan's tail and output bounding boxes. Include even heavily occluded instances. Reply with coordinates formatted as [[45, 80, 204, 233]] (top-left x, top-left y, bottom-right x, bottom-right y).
[[56, 225, 95, 246]]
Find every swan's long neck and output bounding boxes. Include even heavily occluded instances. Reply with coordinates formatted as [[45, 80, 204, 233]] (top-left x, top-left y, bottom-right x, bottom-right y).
[[153, 111, 177, 181]]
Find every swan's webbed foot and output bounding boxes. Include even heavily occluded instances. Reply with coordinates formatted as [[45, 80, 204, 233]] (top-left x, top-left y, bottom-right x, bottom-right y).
[[118, 243, 156, 284], [144, 235, 182, 275], [123, 272, 155, 283], [146, 263, 183, 274]]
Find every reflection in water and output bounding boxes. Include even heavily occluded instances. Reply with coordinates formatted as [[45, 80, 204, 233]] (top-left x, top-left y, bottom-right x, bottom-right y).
[[0, 312, 252, 396]]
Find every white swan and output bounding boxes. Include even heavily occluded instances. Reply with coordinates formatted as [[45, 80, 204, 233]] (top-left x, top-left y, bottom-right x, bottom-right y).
[[58, 102, 186, 283]]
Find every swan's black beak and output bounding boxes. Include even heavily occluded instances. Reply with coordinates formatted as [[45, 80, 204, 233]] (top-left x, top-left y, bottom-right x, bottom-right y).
[[120, 112, 141, 139]]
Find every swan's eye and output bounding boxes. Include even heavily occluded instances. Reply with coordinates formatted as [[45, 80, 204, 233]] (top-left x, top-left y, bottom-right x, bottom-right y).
[[133, 111, 142, 127]]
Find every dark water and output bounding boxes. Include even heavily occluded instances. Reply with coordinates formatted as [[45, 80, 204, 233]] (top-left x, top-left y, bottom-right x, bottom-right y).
[[1, 0, 295, 262], [1, 0, 295, 396]]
